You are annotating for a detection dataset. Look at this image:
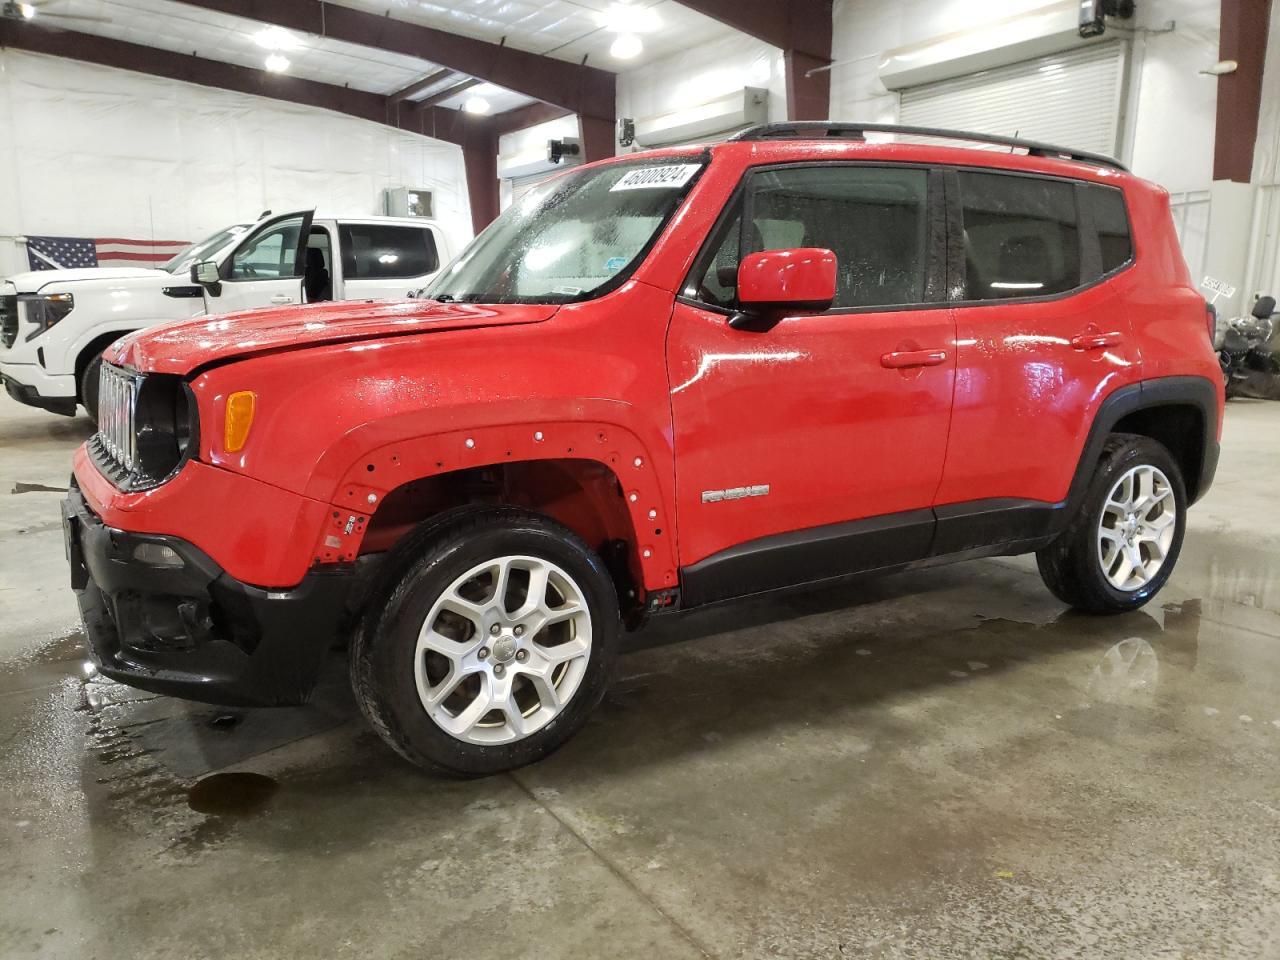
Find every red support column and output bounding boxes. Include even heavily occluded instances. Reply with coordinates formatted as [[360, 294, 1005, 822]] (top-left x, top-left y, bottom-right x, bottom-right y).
[[579, 115, 617, 162], [785, 49, 831, 121], [463, 129, 500, 235], [1214, 0, 1274, 183]]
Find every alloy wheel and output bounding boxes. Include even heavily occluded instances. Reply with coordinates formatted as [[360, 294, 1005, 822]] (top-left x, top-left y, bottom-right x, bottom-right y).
[[413, 554, 592, 745], [1096, 464, 1177, 592]]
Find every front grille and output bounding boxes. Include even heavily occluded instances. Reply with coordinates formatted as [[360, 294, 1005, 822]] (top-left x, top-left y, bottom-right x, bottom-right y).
[[92, 363, 140, 481], [0, 295, 16, 349], [88, 364, 195, 491]]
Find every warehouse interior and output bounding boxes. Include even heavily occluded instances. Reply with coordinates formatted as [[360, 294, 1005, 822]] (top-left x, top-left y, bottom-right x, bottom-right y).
[[3, 1, 1280, 957]]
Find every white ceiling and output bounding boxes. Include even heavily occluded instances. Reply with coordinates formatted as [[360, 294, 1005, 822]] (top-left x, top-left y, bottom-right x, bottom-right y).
[[27, 0, 444, 93], [331, 0, 737, 68], [20, 0, 740, 105]]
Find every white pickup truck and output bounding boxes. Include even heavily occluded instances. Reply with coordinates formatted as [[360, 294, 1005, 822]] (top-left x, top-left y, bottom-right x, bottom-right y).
[[0, 210, 453, 420]]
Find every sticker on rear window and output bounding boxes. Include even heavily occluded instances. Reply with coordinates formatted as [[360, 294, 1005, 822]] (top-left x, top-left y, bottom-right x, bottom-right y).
[[610, 164, 701, 192]]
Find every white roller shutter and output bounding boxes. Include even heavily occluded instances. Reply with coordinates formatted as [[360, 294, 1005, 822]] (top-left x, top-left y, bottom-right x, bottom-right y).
[[898, 42, 1128, 158], [508, 172, 554, 205]]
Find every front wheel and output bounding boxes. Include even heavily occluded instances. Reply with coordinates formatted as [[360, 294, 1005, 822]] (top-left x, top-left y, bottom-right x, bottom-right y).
[[80, 354, 102, 423], [351, 506, 620, 776], [1036, 434, 1186, 614]]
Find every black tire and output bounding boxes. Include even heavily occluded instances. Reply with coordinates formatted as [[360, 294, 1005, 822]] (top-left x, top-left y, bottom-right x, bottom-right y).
[[1036, 434, 1187, 614], [80, 354, 102, 423], [350, 505, 620, 777]]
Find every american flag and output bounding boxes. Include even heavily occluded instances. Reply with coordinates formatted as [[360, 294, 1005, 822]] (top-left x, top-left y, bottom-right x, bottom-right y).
[[25, 235, 190, 271]]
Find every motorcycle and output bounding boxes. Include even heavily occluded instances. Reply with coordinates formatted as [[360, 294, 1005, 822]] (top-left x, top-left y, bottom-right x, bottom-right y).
[[1215, 294, 1276, 398]]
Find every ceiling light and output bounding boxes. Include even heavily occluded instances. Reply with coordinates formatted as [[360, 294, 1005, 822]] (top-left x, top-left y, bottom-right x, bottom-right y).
[[463, 96, 491, 115], [18, 3, 36, 17], [610, 33, 643, 59], [254, 26, 299, 51], [264, 54, 291, 73]]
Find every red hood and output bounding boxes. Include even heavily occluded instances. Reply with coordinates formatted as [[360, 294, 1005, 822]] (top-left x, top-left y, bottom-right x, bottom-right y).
[[107, 299, 559, 375]]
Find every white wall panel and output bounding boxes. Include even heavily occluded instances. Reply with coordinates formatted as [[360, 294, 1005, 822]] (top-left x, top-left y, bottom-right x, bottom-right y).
[[616, 31, 785, 154], [1169, 190, 1212, 285], [0, 49, 471, 275]]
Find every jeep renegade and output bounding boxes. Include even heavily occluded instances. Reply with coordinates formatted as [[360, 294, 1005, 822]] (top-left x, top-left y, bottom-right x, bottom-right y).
[[62, 123, 1224, 775]]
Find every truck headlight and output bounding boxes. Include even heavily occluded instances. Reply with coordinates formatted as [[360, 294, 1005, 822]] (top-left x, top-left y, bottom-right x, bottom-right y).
[[21, 292, 74, 341]]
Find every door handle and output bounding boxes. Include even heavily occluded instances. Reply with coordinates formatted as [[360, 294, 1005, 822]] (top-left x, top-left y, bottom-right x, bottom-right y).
[[270, 295, 295, 305], [1070, 331, 1122, 351], [881, 348, 948, 369]]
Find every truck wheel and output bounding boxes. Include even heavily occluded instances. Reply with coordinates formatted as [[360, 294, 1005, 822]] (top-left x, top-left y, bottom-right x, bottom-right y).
[[1036, 434, 1186, 614], [80, 355, 102, 423], [351, 506, 620, 776]]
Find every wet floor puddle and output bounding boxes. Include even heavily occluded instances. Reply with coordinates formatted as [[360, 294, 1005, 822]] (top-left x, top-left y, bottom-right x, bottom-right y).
[[187, 772, 280, 817]]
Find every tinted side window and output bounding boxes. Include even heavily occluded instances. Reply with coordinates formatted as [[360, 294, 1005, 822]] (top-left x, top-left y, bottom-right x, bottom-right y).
[[958, 172, 1079, 300], [750, 166, 929, 309], [688, 166, 929, 310], [688, 201, 742, 309], [1083, 183, 1133, 275], [339, 224, 440, 279]]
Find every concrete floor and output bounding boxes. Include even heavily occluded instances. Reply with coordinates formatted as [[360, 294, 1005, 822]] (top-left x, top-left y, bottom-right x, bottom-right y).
[[2, 395, 1280, 960]]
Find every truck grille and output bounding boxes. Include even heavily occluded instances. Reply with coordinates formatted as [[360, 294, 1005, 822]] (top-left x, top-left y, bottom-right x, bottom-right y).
[[92, 363, 139, 478], [0, 295, 16, 348]]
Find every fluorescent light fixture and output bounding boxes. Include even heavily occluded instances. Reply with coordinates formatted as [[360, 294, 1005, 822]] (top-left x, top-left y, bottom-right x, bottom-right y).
[[990, 281, 1044, 290], [254, 25, 300, 51], [377, 253, 399, 264], [463, 96, 491, 114], [610, 33, 644, 60], [264, 54, 291, 73], [18, 2, 35, 17]]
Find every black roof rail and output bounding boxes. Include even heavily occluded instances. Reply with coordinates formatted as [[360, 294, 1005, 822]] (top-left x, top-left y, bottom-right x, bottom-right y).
[[728, 122, 1127, 172]]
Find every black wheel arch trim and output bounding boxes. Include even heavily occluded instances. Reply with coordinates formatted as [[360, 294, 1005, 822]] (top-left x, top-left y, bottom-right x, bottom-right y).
[[1064, 375, 1220, 512]]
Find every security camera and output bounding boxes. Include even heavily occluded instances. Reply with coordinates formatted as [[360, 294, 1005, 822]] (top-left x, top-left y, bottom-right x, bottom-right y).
[[547, 139, 581, 165], [617, 117, 636, 148], [1079, 0, 1135, 38]]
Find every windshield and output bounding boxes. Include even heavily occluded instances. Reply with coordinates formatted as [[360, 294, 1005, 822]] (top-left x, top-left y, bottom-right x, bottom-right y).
[[428, 156, 706, 304], [163, 224, 252, 274]]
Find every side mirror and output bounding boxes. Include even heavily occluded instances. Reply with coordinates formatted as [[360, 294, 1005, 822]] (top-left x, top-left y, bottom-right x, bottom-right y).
[[191, 260, 221, 285], [1252, 295, 1276, 319], [731, 248, 837, 329]]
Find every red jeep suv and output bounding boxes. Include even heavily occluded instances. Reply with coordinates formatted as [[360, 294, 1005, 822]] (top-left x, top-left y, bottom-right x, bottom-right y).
[[62, 123, 1223, 775]]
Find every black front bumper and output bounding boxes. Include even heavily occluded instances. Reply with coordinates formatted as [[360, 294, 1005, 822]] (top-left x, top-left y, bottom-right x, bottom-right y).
[[62, 481, 356, 706], [3, 374, 77, 417]]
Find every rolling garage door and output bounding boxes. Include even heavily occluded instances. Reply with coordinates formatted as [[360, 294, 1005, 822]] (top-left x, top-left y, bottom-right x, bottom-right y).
[[898, 41, 1128, 158]]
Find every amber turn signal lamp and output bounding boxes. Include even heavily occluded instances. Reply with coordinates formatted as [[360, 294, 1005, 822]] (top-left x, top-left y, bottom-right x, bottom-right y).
[[224, 391, 257, 452]]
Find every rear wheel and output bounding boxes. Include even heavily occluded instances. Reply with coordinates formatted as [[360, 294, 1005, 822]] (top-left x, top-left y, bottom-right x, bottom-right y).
[[80, 354, 102, 423], [351, 506, 620, 776], [1037, 434, 1186, 614]]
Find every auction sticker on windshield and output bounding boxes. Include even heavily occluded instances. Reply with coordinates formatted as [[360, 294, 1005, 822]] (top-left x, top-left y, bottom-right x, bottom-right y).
[[610, 164, 702, 191]]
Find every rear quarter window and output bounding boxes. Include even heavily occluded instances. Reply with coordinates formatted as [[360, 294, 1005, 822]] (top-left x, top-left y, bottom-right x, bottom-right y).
[[958, 171, 1080, 300], [1081, 183, 1134, 275], [339, 224, 440, 279]]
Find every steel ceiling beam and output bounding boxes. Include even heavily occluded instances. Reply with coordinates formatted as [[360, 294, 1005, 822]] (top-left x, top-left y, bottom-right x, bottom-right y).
[[672, 0, 832, 120], [0, 20, 464, 139], [390, 67, 454, 103], [416, 77, 482, 110], [166, 0, 616, 124]]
